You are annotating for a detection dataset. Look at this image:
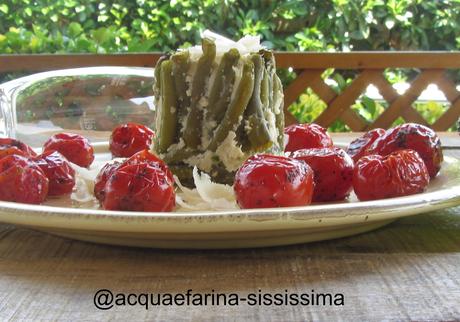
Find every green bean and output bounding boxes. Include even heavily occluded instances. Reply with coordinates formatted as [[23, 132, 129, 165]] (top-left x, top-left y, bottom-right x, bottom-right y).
[[155, 60, 178, 153], [206, 48, 240, 126], [207, 59, 254, 152], [168, 165, 194, 187], [153, 55, 169, 95], [243, 54, 272, 152], [273, 74, 285, 149], [162, 147, 196, 164], [260, 68, 270, 111], [262, 50, 275, 115], [171, 51, 191, 134], [182, 38, 216, 150], [209, 167, 236, 186]]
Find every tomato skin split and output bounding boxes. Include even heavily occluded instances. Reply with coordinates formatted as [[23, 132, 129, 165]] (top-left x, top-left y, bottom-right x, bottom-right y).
[[109, 123, 155, 158], [346, 128, 386, 163], [0, 138, 37, 158], [43, 132, 94, 168], [94, 161, 122, 203], [122, 149, 173, 183], [284, 123, 333, 153], [365, 123, 443, 178], [353, 149, 430, 201], [33, 150, 76, 196], [234, 154, 315, 209], [290, 147, 354, 202]]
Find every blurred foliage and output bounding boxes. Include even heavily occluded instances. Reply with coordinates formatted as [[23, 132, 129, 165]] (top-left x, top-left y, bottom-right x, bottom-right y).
[[1, 0, 459, 131], [1, 0, 459, 53]]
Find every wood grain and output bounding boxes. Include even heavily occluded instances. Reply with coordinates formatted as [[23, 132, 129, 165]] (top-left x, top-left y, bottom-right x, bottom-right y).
[[2, 52, 460, 72], [0, 134, 458, 321]]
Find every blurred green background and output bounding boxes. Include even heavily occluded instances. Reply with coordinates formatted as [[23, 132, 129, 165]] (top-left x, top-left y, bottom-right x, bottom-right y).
[[1, 0, 459, 131]]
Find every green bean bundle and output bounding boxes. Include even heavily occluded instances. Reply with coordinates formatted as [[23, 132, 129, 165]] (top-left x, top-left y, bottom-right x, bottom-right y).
[[152, 36, 284, 185]]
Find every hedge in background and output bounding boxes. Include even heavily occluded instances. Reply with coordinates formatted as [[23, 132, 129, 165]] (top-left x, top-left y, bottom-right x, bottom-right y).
[[1, 0, 459, 54]]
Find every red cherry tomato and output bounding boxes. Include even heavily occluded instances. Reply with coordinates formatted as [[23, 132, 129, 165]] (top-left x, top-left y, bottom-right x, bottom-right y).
[[366, 123, 443, 178], [43, 133, 94, 168], [94, 150, 173, 204], [284, 123, 333, 153], [290, 147, 354, 202], [109, 123, 155, 158], [0, 147, 28, 159], [94, 161, 122, 202], [353, 149, 429, 201], [234, 154, 314, 209], [347, 128, 385, 163], [33, 150, 76, 196], [103, 163, 175, 212], [0, 155, 48, 204], [122, 149, 173, 182], [0, 138, 37, 158]]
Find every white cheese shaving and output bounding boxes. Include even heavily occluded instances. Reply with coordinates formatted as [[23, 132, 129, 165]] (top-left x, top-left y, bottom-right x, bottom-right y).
[[215, 131, 249, 172], [174, 167, 237, 211], [71, 176, 96, 203], [184, 150, 215, 173], [188, 30, 263, 61], [69, 159, 125, 204]]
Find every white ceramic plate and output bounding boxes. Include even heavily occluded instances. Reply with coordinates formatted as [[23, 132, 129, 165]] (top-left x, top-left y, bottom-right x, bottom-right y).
[[0, 147, 459, 249]]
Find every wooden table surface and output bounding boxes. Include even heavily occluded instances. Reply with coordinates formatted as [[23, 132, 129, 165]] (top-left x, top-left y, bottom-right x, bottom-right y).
[[0, 133, 459, 321]]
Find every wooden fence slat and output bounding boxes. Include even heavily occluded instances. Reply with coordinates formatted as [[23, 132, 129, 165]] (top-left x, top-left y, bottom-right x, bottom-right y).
[[291, 70, 367, 131], [4, 52, 460, 72], [302, 71, 337, 103], [283, 69, 326, 126], [432, 98, 460, 130], [275, 52, 460, 69], [340, 109, 368, 131], [315, 70, 379, 128], [371, 70, 444, 129], [401, 105, 429, 126], [435, 75, 460, 103], [284, 69, 325, 107]]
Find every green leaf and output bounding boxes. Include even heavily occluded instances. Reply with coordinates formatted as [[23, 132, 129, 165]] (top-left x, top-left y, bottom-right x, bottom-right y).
[[68, 22, 83, 38], [91, 28, 110, 44], [0, 4, 9, 14]]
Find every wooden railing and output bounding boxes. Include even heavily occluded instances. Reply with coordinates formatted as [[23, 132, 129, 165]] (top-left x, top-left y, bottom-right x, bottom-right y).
[[1, 52, 460, 130]]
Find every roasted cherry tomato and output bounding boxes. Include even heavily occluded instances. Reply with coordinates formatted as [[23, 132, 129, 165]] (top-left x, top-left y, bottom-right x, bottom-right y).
[[94, 161, 122, 202], [353, 149, 429, 201], [0, 147, 28, 159], [0, 138, 37, 158], [347, 128, 385, 163], [33, 150, 76, 196], [94, 150, 173, 203], [109, 123, 155, 158], [284, 123, 333, 153], [366, 123, 443, 178], [234, 154, 314, 209], [0, 155, 48, 204], [103, 163, 175, 212], [123, 149, 173, 182], [43, 133, 94, 168], [290, 147, 354, 202]]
